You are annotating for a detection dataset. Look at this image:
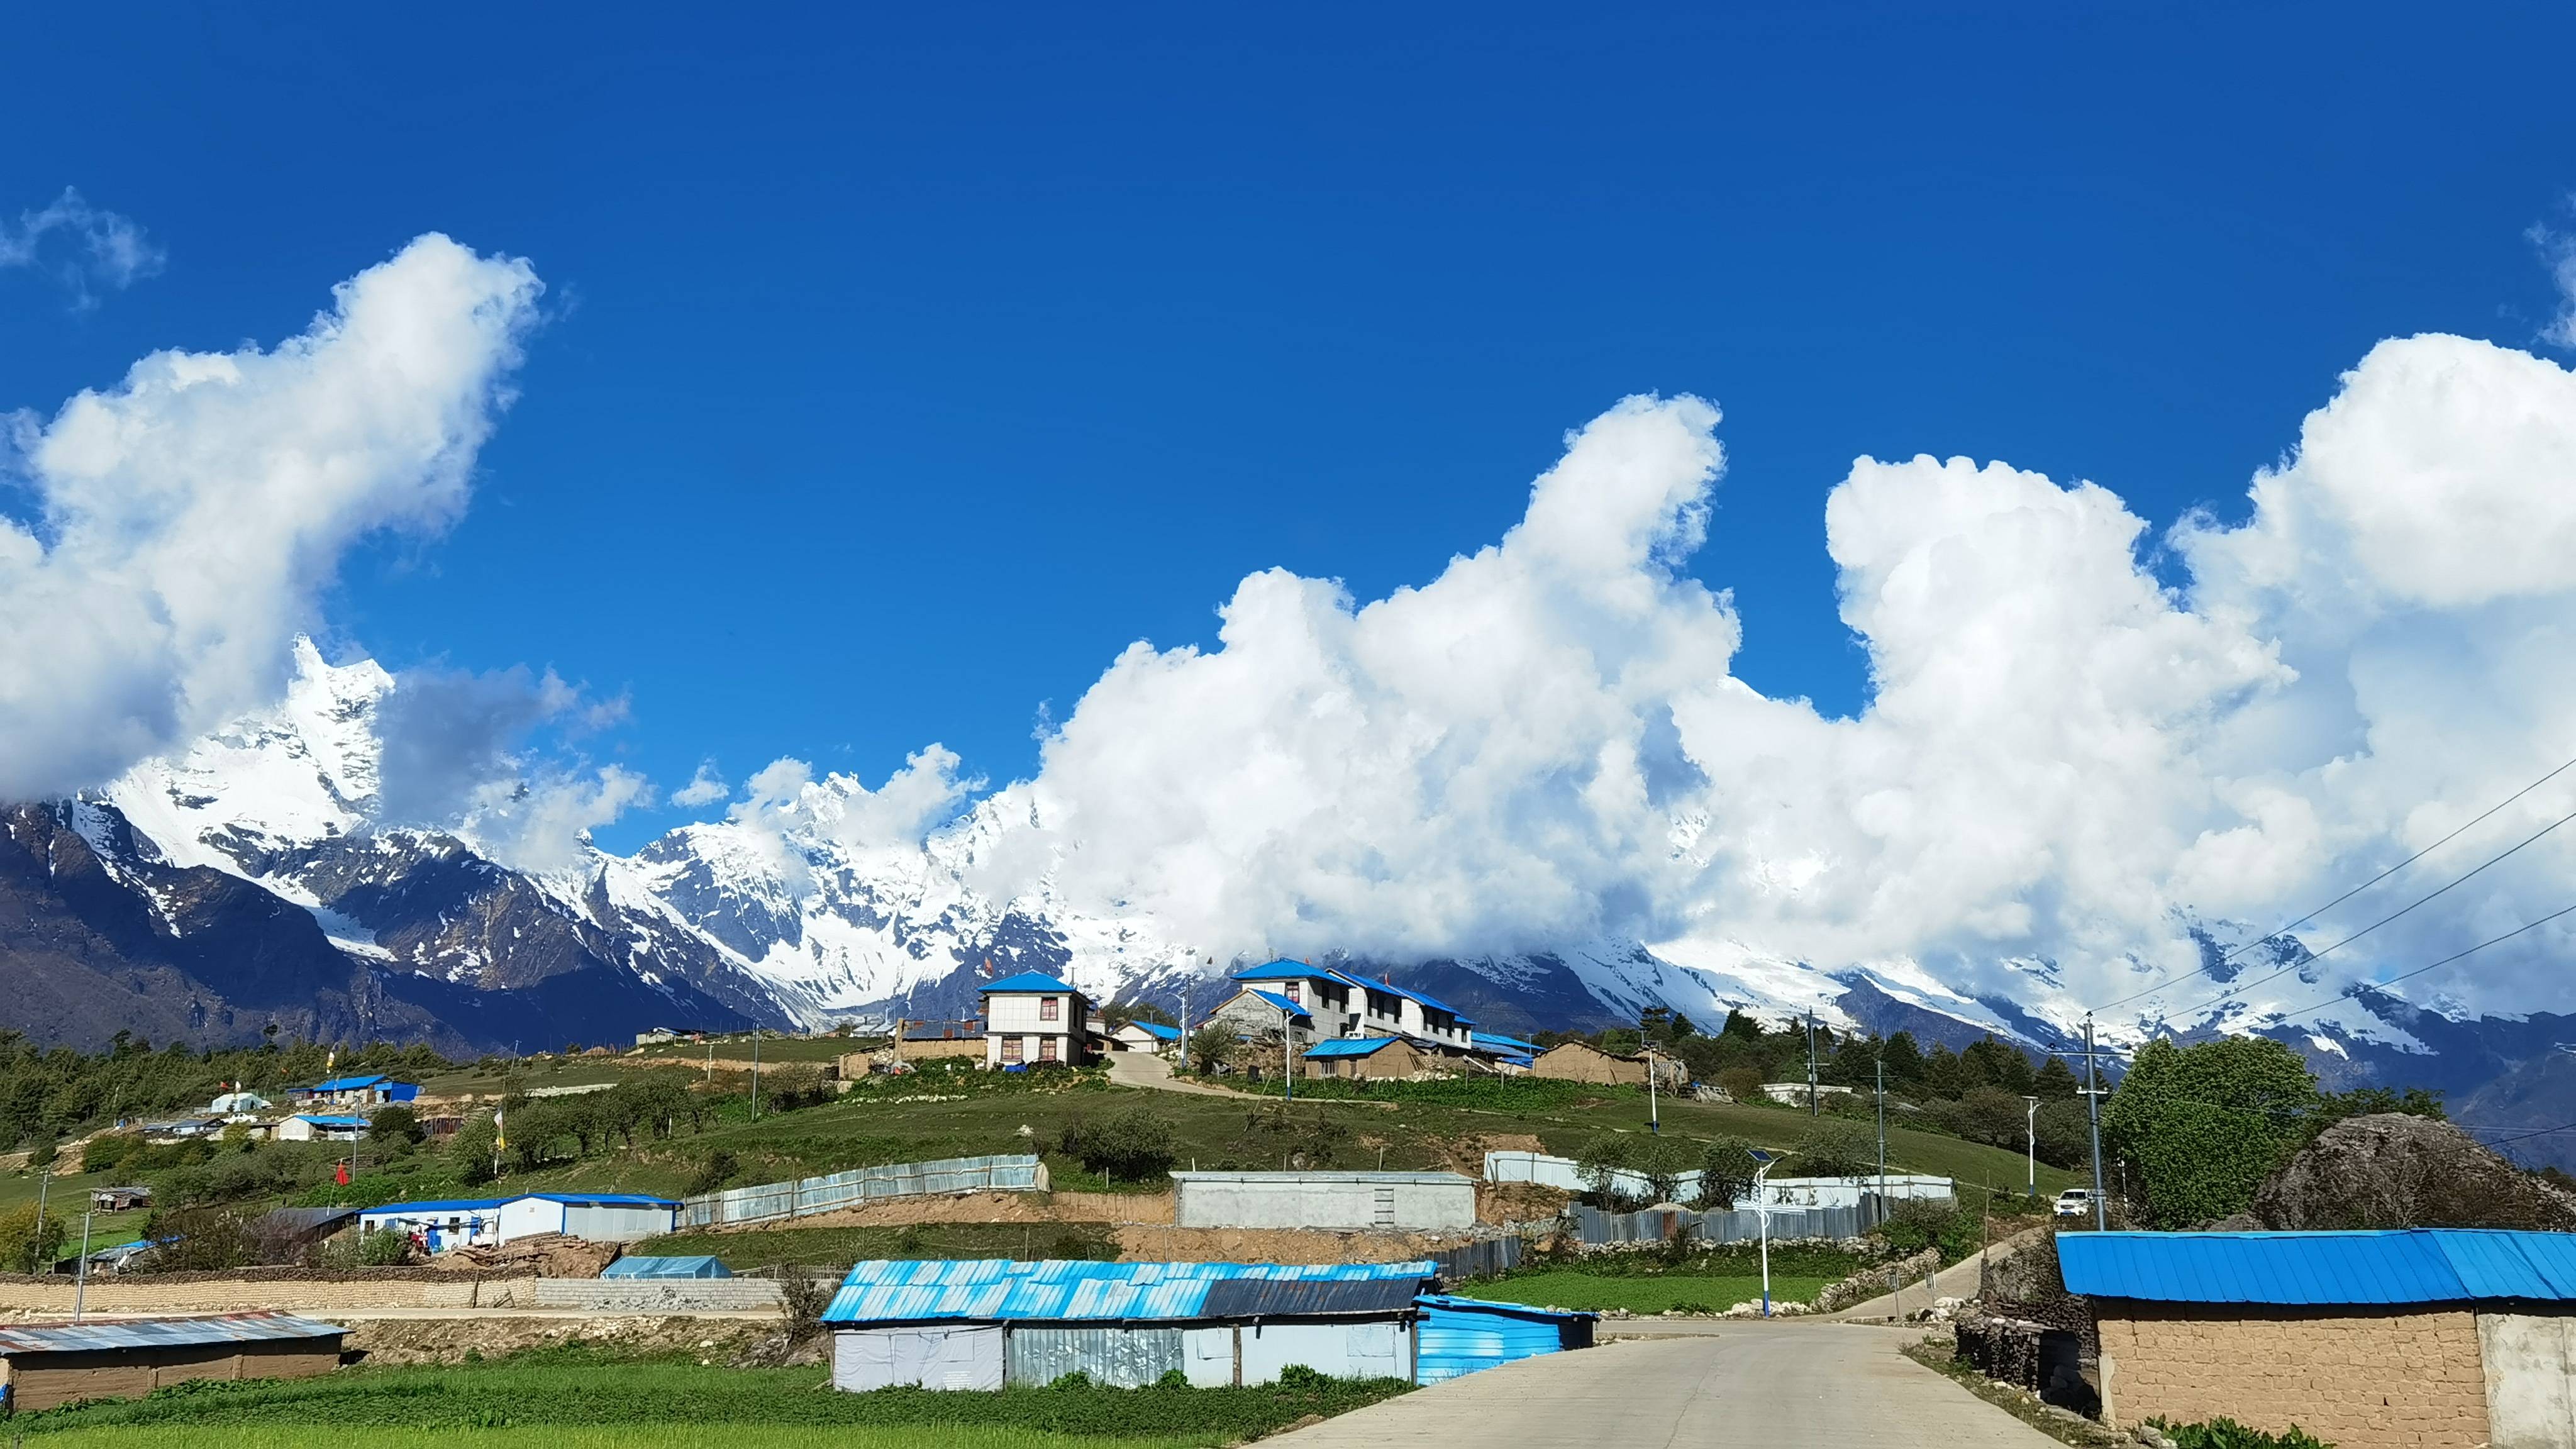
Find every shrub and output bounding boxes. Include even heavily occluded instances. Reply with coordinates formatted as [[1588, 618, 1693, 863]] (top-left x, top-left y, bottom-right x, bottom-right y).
[[1629, 1135, 1698, 1206], [2151, 1418, 2333, 1449], [1574, 1134, 1640, 1208], [688, 1148, 740, 1196], [27, 1138, 56, 1170], [1794, 1120, 1877, 1179], [358, 1228, 413, 1266], [779, 1262, 831, 1343], [1715, 1067, 1765, 1105], [1060, 1108, 1177, 1184], [80, 1132, 135, 1175], [1275, 1364, 1333, 1389], [369, 1105, 425, 1145]]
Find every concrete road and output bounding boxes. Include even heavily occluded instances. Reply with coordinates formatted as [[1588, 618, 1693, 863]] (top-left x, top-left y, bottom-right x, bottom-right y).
[[1265, 1323, 2061, 1448], [1104, 1052, 1250, 1097]]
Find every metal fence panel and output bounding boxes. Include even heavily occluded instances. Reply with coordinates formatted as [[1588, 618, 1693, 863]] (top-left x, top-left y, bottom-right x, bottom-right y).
[[1430, 1237, 1523, 1284], [683, 1153, 1044, 1228], [1569, 1197, 1887, 1246]]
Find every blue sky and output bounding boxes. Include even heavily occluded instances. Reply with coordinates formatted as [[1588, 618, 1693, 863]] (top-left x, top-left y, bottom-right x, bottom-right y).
[[6, 2, 2573, 852]]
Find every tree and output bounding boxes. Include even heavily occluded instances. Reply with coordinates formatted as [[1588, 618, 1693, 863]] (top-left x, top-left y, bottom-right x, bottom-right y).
[[1184, 1026, 1238, 1076], [2101, 1036, 2320, 1228], [1793, 1120, 1877, 1179], [368, 1104, 424, 1145], [1962, 1037, 2035, 1095], [1879, 1031, 1925, 1087], [2033, 1055, 2079, 1097], [0, 1203, 65, 1274], [449, 1112, 497, 1185], [1696, 1135, 1761, 1209], [1719, 1010, 1767, 1043], [1715, 1067, 1765, 1106], [1573, 1135, 1640, 1208], [1629, 1135, 1698, 1206], [1668, 1013, 1697, 1040]]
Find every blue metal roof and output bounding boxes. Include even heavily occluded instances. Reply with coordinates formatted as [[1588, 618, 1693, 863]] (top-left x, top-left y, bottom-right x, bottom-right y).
[[1230, 960, 1340, 983], [1121, 1021, 1181, 1040], [2058, 1230, 2576, 1306], [1472, 1031, 1539, 1055], [980, 970, 1079, 995], [1415, 1295, 1594, 1383], [1305, 1036, 1405, 1058], [292, 1114, 369, 1127], [360, 1197, 506, 1215], [521, 1193, 680, 1208], [1246, 989, 1312, 1020], [308, 1075, 397, 1091], [821, 1258, 1437, 1325]]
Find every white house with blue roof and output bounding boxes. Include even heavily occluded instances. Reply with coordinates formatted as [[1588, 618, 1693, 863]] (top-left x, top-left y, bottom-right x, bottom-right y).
[[978, 970, 1099, 1069], [1206, 960, 1480, 1060], [359, 1191, 680, 1251]]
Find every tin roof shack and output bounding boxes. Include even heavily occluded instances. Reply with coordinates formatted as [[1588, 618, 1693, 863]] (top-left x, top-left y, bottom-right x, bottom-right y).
[[2062, 1230, 2576, 1449], [0, 1313, 346, 1413], [1529, 1041, 1685, 1089], [823, 1258, 1435, 1392], [1171, 1172, 1477, 1232], [1414, 1295, 1594, 1382], [1302, 1036, 1435, 1081]]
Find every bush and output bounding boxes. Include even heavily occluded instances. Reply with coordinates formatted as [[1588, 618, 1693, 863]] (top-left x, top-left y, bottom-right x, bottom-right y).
[[2151, 1418, 2333, 1449], [1275, 1364, 1333, 1389], [1715, 1067, 1765, 1105], [137, 1204, 258, 1271], [1574, 1134, 1640, 1208], [779, 1262, 831, 1343], [357, 1228, 413, 1266], [1629, 1135, 1698, 1206], [689, 1148, 740, 1196], [369, 1105, 425, 1145], [80, 1132, 135, 1175], [1794, 1120, 1878, 1178], [27, 1137, 56, 1169], [1874, 1199, 1981, 1265], [1060, 1108, 1177, 1184]]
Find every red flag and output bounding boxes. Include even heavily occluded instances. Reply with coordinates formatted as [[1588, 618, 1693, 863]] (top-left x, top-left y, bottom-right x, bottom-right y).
[[335, 1160, 350, 1185]]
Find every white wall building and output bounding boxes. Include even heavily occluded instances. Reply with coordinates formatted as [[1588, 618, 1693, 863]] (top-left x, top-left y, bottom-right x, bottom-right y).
[[1170, 1171, 1478, 1231], [358, 1192, 679, 1250], [978, 971, 1098, 1069]]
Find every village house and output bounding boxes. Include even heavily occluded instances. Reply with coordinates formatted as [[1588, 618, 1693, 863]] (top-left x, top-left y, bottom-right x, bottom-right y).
[[272, 1113, 367, 1143], [977, 972, 1099, 1069], [2061, 1228, 2576, 1449], [290, 1075, 420, 1108], [1302, 1035, 1436, 1080], [0, 1314, 347, 1413], [1108, 1019, 1181, 1053], [1528, 1041, 1687, 1089]]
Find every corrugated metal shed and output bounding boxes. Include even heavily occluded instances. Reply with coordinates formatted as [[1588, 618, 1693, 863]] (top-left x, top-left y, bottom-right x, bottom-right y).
[[2058, 1230, 2576, 1305], [822, 1258, 1436, 1324], [1414, 1295, 1594, 1382], [601, 1255, 733, 1279], [1304, 1037, 1404, 1059], [0, 1313, 347, 1356]]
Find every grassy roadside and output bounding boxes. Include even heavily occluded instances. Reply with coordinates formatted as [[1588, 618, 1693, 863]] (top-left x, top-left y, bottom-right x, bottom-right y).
[[19, 1430, 1192, 1449], [1902, 1334, 2121, 1447]]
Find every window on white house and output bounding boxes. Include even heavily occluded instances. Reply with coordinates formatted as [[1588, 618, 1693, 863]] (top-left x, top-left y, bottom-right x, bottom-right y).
[[1039, 1036, 1058, 1061], [1284, 982, 1301, 1002], [1001, 1037, 1024, 1063], [1040, 997, 1060, 1021]]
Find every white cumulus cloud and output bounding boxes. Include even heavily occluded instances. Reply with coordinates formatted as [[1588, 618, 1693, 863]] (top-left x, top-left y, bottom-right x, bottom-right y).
[[0, 233, 542, 802], [966, 334, 2576, 1025], [670, 763, 730, 808]]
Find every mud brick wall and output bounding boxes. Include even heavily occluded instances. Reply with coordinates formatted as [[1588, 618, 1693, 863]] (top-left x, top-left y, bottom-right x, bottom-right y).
[[2097, 1301, 2490, 1449]]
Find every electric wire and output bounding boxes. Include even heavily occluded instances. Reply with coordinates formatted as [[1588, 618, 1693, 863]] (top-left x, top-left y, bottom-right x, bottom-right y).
[[2255, 900, 2576, 1024], [2092, 750, 2576, 1014], [2154, 803, 2576, 1023]]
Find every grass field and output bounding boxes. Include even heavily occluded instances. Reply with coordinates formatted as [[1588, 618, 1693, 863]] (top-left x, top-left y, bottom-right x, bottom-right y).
[[1465, 1267, 1828, 1314], [12, 1351, 1410, 1445]]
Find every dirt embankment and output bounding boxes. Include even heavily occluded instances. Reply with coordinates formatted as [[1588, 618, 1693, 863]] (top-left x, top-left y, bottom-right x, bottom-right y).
[[1110, 1225, 1475, 1265], [702, 1189, 1177, 1231], [347, 1315, 766, 1366]]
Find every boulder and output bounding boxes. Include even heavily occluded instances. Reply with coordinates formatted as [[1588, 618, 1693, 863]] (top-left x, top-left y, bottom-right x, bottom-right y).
[[2253, 1113, 2576, 1231]]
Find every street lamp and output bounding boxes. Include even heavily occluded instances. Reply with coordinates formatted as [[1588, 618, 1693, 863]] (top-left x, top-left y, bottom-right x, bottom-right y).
[[1749, 1149, 1778, 1318], [2023, 1096, 2039, 1200]]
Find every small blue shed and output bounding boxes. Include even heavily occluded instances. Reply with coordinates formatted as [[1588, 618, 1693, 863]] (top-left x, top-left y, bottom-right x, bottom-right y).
[[601, 1254, 733, 1279], [1413, 1294, 1596, 1382]]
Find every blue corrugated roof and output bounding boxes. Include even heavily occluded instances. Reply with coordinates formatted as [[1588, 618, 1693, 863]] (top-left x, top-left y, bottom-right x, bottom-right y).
[[308, 1075, 394, 1091], [521, 1193, 680, 1208], [1246, 989, 1312, 1021], [292, 1114, 369, 1127], [360, 1197, 506, 1215], [2058, 1230, 2576, 1305], [980, 970, 1079, 995], [1305, 1036, 1405, 1058], [821, 1258, 1436, 1325], [1121, 1021, 1181, 1040], [1472, 1031, 1539, 1055], [1230, 960, 1338, 983]]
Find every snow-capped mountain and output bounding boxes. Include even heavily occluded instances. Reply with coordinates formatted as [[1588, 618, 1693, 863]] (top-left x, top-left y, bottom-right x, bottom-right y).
[[1, 640, 2565, 1165]]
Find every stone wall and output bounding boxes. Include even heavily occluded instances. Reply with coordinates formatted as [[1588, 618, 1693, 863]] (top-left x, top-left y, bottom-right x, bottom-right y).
[[2098, 1302, 2491, 1449], [0, 1274, 539, 1318]]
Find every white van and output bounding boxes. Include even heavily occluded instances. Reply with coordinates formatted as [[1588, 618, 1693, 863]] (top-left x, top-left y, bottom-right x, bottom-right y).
[[2052, 1187, 2099, 1219]]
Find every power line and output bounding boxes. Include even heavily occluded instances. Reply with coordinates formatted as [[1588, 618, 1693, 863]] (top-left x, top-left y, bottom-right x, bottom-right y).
[[2255, 901, 2576, 1024], [2094, 750, 2576, 1014], [2157, 804, 2576, 1023]]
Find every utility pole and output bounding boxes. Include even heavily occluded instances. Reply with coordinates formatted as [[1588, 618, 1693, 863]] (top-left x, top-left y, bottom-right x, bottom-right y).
[[1647, 1046, 1659, 1135], [1280, 1000, 1296, 1102], [751, 1029, 762, 1121], [32, 1167, 48, 1269], [72, 1210, 92, 1321], [2023, 1096, 2039, 1200], [1875, 1055, 1888, 1226], [2082, 1013, 2108, 1230], [1806, 1010, 1819, 1118]]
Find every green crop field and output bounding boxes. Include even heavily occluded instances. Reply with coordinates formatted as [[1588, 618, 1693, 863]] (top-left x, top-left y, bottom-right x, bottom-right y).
[[11, 1350, 1410, 1446], [1464, 1267, 1829, 1314]]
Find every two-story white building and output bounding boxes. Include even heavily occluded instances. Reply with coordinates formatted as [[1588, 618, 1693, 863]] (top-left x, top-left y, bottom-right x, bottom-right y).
[[978, 970, 1099, 1069], [1207, 960, 1479, 1056]]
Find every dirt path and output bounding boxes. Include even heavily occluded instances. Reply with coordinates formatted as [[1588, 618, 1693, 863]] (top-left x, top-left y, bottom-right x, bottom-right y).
[[1105, 1052, 1253, 1097]]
